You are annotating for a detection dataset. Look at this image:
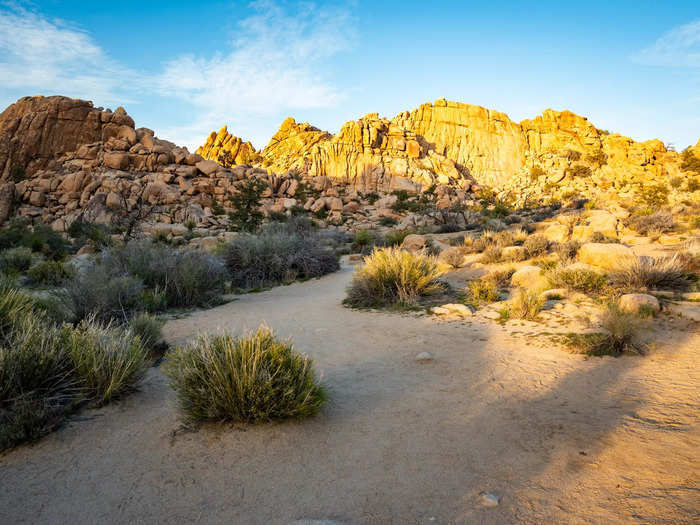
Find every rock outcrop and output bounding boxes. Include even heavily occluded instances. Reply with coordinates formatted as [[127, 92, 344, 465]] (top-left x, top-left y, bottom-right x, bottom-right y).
[[196, 126, 260, 166], [198, 98, 691, 204]]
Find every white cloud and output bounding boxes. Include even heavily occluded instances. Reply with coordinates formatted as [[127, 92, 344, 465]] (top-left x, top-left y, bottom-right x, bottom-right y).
[[634, 20, 700, 67], [0, 5, 144, 103], [155, 0, 356, 147]]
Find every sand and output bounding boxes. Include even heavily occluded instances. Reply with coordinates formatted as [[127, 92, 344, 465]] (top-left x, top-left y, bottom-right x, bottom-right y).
[[1, 264, 698, 524]]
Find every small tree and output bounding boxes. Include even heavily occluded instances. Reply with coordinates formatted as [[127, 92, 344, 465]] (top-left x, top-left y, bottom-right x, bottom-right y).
[[217, 150, 234, 169], [228, 178, 267, 232]]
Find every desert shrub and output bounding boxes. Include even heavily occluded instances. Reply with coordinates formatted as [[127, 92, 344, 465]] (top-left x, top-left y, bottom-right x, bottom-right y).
[[345, 247, 442, 308], [352, 229, 375, 252], [0, 247, 33, 273], [555, 240, 581, 262], [436, 223, 463, 233], [379, 216, 398, 227], [688, 177, 700, 192], [27, 260, 73, 286], [66, 265, 145, 323], [523, 234, 550, 258], [67, 218, 113, 248], [464, 270, 514, 306], [267, 210, 288, 223], [384, 229, 411, 247], [547, 267, 608, 294], [680, 148, 700, 173], [228, 178, 267, 232], [164, 326, 326, 424], [609, 255, 694, 292], [441, 248, 465, 268], [669, 175, 684, 189], [585, 151, 608, 166], [638, 184, 669, 207], [564, 304, 643, 356], [566, 164, 592, 178], [625, 211, 675, 236], [589, 231, 619, 243], [506, 288, 545, 320], [128, 313, 164, 351], [481, 246, 502, 263], [66, 318, 149, 405], [225, 232, 339, 289]]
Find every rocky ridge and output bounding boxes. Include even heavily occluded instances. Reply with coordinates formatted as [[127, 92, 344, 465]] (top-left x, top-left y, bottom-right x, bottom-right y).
[[198, 98, 690, 206]]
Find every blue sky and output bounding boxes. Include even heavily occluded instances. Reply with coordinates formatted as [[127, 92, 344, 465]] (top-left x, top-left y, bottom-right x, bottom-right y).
[[1, 0, 698, 151]]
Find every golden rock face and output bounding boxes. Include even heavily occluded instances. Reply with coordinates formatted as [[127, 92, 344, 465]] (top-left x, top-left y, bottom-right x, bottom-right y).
[[196, 98, 691, 192], [196, 126, 260, 166]]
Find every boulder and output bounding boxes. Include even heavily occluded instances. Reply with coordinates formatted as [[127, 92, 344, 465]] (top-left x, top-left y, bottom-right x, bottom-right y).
[[401, 234, 429, 252], [103, 152, 129, 170], [578, 243, 634, 270], [510, 265, 543, 288], [618, 293, 660, 314]]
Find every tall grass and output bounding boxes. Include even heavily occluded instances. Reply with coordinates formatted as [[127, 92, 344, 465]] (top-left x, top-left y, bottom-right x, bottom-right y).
[[345, 247, 443, 308], [609, 254, 694, 292], [164, 326, 326, 424], [565, 304, 644, 356]]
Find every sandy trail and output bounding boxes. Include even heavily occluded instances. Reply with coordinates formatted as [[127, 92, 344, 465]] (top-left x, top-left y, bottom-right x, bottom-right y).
[[1, 264, 698, 524]]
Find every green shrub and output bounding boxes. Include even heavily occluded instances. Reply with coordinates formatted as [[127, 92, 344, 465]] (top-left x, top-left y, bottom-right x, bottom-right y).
[[481, 246, 502, 263], [345, 247, 442, 307], [66, 266, 145, 323], [128, 313, 164, 351], [680, 148, 700, 173], [523, 234, 550, 258], [564, 304, 643, 356], [67, 218, 113, 248], [164, 326, 326, 424], [547, 267, 608, 294], [609, 255, 694, 292], [352, 229, 374, 251], [384, 229, 412, 247], [638, 184, 669, 207], [555, 240, 581, 262], [465, 278, 499, 306], [0, 247, 33, 273], [379, 216, 398, 226], [27, 260, 73, 286], [225, 232, 339, 289], [66, 318, 149, 405], [267, 210, 288, 223], [625, 211, 674, 236]]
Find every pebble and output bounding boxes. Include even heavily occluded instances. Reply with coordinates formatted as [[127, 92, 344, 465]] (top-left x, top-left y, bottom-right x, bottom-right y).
[[481, 493, 501, 507], [415, 351, 433, 362]]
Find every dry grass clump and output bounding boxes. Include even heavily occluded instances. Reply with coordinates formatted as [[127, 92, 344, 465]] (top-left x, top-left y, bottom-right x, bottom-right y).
[[523, 234, 550, 258], [625, 211, 675, 236], [506, 288, 545, 320], [564, 304, 644, 356], [465, 269, 514, 306], [0, 282, 151, 451], [164, 326, 326, 424], [609, 255, 695, 292], [481, 246, 502, 263], [547, 266, 608, 294], [554, 240, 581, 263], [345, 247, 443, 308]]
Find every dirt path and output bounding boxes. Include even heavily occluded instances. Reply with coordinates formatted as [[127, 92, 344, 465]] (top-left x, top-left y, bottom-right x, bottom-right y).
[[1, 264, 699, 524]]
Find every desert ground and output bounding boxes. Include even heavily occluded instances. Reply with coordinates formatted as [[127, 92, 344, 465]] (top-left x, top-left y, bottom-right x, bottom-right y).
[[1, 263, 698, 525]]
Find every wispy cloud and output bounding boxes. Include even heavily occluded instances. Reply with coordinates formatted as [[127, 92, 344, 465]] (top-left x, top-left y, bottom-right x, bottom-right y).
[[633, 20, 700, 67], [156, 0, 356, 147], [0, 1, 356, 149], [0, 4, 143, 103]]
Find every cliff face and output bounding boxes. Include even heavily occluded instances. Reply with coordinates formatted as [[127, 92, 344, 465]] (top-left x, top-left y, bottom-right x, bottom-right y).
[[198, 98, 682, 193]]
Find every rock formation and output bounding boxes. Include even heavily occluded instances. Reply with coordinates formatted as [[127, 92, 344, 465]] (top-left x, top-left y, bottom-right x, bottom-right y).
[[198, 98, 688, 203], [196, 126, 260, 166]]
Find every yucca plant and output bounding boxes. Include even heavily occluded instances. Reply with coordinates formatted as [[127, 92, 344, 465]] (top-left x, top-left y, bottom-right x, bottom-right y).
[[345, 247, 443, 307], [164, 326, 326, 424]]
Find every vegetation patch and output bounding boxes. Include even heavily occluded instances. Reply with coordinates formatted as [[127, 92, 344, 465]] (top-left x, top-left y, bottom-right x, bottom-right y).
[[609, 255, 695, 292], [164, 326, 326, 424], [563, 304, 644, 356]]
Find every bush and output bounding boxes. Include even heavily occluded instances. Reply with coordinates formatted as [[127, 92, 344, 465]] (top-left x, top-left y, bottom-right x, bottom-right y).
[[680, 148, 700, 173], [566, 165, 592, 178], [67, 218, 113, 248], [564, 304, 643, 356], [523, 234, 550, 258], [507, 288, 545, 320], [481, 246, 502, 263], [384, 229, 411, 247], [585, 151, 608, 166], [128, 313, 164, 351], [352, 229, 375, 252], [66, 318, 149, 405], [345, 247, 442, 308], [547, 267, 608, 294], [225, 232, 339, 290], [27, 260, 73, 286], [164, 326, 326, 424], [609, 255, 694, 292], [564, 149, 582, 161], [0, 247, 33, 273], [625, 212, 675, 236], [466, 279, 499, 306], [555, 240, 581, 262], [529, 166, 546, 180], [379, 217, 398, 227], [638, 184, 669, 207]]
